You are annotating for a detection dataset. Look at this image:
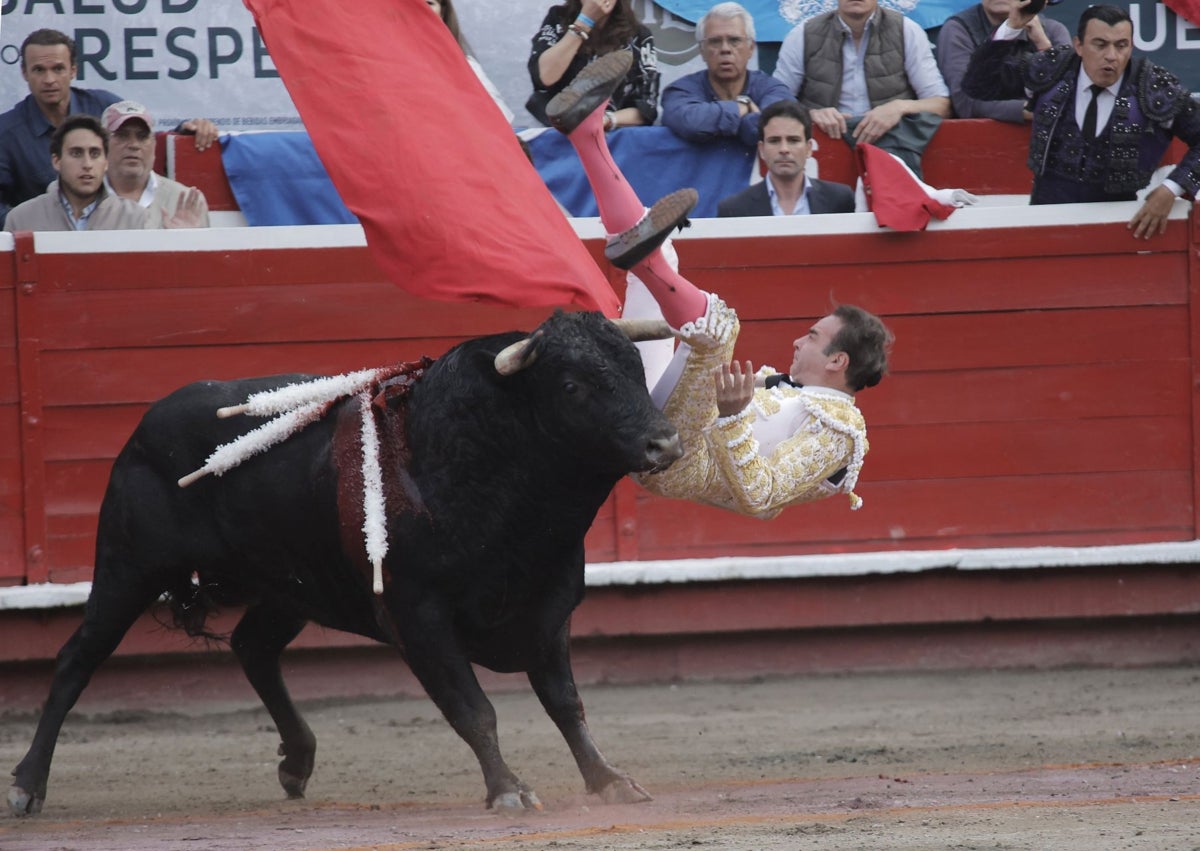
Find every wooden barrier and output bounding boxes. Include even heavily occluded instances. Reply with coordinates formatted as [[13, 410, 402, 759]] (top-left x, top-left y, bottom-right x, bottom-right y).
[[3, 200, 1199, 583], [2, 123, 1200, 672]]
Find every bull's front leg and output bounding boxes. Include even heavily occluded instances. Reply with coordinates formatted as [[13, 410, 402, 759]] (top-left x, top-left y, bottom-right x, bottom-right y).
[[527, 619, 651, 804], [397, 599, 540, 811]]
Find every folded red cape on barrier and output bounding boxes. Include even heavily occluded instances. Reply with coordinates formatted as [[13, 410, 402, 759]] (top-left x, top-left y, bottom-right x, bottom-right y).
[[857, 143, 958, 232]]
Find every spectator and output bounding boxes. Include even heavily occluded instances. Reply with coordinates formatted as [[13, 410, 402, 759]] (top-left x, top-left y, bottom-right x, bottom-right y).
[[425, 0, 515, 124], [526, 0, 658, 129], [773, 0, 950, 177], [0, 29, 219, 227], [661, 2, 794, 147], [937, 0, 1069, 121], [963, 4, 1200, 239], [4, 114, 203, 232], [718, 101, 855, 216], [102, 101, 209, 229]]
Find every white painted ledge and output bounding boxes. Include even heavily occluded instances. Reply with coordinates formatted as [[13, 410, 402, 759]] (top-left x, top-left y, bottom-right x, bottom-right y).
[[3, 541, 1199, 611], [585, 541, 1200, 586]]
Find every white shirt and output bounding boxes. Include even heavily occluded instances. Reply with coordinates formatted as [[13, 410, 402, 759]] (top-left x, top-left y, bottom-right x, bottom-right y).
[[56, 189, 100, 231], [767, 174, 811, 215], [753, 384, 854, 457], [104, 171, 158, 209], [1072, 67, 1118, 137]]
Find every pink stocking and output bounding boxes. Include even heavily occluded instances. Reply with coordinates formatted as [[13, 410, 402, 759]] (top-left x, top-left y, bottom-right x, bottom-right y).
[[629, 253, 707, 329], [565, 106, 709, 328], [566, 105, 644, 233]]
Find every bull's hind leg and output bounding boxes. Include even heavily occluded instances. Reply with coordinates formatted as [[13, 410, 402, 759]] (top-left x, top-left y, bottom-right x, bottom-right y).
[[527, 622, 651, 804], [8, 575, 161, 816], [230, 604, 315, 798]]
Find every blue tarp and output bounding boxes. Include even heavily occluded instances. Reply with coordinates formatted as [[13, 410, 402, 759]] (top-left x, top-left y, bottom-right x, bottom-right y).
[[524, 126, 756, 219], [220, 127, 757, 226], [221, 133, 358, 227]]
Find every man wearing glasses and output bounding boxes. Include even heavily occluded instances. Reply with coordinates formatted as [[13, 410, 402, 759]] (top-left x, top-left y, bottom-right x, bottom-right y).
[[773, 0, 950, 177], [661, 2, 794, 147]]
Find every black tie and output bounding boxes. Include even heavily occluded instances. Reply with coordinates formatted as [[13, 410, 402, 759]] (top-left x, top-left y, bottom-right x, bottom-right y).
[[765, 373, 801, 389], [1081, 84, 1104, 139]]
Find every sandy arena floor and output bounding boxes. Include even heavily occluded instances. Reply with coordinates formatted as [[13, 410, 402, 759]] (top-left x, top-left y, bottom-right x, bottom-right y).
[[1, 663, 1198, 850]]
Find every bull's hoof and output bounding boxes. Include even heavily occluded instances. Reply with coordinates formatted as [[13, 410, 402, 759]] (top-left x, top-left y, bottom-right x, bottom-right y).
[[278, 766, 308, 799], [7, 785, 43, 816], [599, 777, 652, 804], [277, 741, 313, 799], [490, 789, 543, 812]]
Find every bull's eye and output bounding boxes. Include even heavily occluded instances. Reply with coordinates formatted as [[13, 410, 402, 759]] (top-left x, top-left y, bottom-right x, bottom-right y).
[[562, 381, 578, 395]]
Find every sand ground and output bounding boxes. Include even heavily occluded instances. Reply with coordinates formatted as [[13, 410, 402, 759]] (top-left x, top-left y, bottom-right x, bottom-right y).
[[1, 664, 1198, 850]]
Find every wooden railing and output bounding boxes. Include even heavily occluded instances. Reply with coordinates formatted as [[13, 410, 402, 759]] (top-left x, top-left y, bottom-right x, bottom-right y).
[[2, 196, 1198, 586]]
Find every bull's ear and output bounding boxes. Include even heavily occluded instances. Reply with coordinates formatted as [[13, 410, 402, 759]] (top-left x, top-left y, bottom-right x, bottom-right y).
[[610, 317, 678, 342], [494, 330, 544, 376]]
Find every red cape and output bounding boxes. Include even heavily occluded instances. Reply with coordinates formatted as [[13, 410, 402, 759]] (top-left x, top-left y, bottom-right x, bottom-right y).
[[1165, 0, 1200, 27], [243, 0, 620, 316]]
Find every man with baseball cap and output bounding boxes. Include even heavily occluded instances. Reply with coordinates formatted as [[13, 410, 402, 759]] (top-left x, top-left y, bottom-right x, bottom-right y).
[[103, 101, 209, 228]]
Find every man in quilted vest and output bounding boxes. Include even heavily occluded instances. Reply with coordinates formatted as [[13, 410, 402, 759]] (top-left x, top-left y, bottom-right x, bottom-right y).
[[773, 0, 950, 176]]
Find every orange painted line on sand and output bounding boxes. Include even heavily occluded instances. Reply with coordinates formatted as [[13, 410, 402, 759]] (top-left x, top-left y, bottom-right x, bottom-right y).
[[323, 793, 1200, 851]]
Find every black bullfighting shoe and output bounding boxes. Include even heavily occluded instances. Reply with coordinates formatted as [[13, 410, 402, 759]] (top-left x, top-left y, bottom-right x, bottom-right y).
[[546, 49, 634, 134], [604, 187, 698, 270]]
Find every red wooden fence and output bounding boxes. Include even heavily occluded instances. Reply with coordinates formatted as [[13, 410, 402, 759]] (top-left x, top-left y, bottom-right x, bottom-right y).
[[2, 198, 1197, 587], [2, 120, 1200, 674]]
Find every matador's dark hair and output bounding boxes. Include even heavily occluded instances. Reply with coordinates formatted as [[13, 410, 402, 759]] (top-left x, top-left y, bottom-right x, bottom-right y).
[[826, 304, 893, 392]]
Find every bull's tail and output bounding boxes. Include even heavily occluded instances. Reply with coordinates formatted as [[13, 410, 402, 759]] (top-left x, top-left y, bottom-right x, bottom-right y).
[[157, 574, 230, 644]]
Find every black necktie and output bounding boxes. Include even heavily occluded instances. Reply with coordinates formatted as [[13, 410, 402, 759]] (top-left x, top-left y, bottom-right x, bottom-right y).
[[1081, 84, 1104, 139], [765, 373, 801, 389]]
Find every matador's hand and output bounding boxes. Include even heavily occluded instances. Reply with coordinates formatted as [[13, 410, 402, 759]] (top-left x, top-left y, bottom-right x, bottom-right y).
[[714, 361, 755, 418]]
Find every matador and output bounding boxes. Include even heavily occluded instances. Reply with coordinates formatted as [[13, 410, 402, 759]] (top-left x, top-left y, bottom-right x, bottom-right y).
[[546, 50, 893, 519]]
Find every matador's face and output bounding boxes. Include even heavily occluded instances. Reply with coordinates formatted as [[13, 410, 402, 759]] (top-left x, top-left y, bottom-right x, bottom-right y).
[[790, 314, 848, 390]]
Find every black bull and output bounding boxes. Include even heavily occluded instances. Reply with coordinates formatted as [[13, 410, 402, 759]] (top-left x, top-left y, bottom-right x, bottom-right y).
[[8, 311, 683, 816]]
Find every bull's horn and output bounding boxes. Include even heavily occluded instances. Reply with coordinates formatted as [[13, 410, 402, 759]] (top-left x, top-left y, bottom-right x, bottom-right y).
[[610, 317, 678, 342], [494, 333, 541, 376]]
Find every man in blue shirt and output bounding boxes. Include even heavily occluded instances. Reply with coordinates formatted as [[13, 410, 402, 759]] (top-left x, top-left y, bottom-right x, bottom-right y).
[[0, 29, 219, 227], [660, 2, 794, 147]]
